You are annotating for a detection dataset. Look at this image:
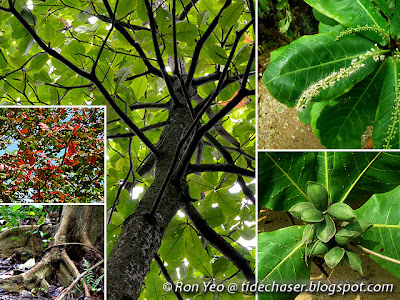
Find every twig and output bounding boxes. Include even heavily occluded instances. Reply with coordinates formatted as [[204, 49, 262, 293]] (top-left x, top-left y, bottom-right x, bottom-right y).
[[55, 259, 104, 300], [355, 244, 400, 265]]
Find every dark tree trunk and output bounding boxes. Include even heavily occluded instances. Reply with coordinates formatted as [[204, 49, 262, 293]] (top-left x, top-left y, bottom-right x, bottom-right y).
[[107, 82, 195, 299]]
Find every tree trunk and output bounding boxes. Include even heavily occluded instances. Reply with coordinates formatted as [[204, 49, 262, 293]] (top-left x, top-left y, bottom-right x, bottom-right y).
[[0, 206, 103, 293], [107, 83, 195, 299]]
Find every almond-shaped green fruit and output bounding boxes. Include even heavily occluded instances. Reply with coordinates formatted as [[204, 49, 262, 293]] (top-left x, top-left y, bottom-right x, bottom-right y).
[[325, 246, 345, 269], [343, 220, 373, 238], [335, 229, 356, 246], [344, 250, 363, 275], [289, 202, 315, 220], [301, 207, 324, 223], [302, 223, 317, 243], [308, 240, 329, 256], [327, 203, 357, 222], [316, 215, 336, 243], [306, 181, 329, 211]]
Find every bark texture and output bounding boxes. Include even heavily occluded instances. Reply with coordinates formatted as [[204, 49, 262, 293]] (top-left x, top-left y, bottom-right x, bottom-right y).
[[107, 80, 195, 300]]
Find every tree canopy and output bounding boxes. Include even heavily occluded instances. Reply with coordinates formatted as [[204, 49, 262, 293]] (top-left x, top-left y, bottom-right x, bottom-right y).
[[0, 107, 104, 202], [0, 0, 255, 298]]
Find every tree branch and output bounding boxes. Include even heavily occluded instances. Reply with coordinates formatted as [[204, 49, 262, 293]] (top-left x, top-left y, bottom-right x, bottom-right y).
[[107, 121, 168, 139], [182, 202, 255, 283], [186, 0, 232, 87], [178, 0, 199, 20], [101, 0, 163, 78], [149, 20, 254, 215], [154, 254, 184, 300], [193, 71, 256, 87], [188, 163, 254, 178], [129, 102, 169, 110], [204, 133, 255, 204], [144, 0, 180, 107], [6, 1, 161, 159]]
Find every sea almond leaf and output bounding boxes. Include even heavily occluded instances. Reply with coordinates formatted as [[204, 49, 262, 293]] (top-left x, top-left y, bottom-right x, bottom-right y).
[[259, 226, 311, 300], [355, 186, 400, 279]]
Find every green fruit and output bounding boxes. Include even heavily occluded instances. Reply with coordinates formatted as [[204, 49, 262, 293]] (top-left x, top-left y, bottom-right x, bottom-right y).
[[308, 240, 329, 256], [306, 181, 329, 211], [324, 246, 345, 269], [343, 220, 373, 238], [335, 229, 356, 245], [316, 215, 336, 243], [344, 250, 363, 275], [289, 202, 315, 220], [327, 203, 357, 222], [302, 223, 317, 243], [301, 207, 324, 223]]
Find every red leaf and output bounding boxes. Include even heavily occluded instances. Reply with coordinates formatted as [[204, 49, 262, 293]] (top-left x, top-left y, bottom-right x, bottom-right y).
[[59, 191, 65, 201], [86, 156, 97, 165], [20, 128, 28, 134], [67, 142, 77, 156]]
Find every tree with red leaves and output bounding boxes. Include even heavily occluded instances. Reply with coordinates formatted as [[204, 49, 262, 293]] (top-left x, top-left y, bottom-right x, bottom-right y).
[[0, 107, 104, 203]]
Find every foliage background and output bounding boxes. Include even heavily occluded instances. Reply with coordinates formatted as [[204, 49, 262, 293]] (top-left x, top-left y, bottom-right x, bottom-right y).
[[0, 107, 104, 202]]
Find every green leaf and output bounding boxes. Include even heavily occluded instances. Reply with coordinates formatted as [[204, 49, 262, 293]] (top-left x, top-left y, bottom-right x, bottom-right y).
[[206, 44, 228, 65], [165, 21, 198, 43], [373, 0, 392, 20], [29, 53, 48, 70], [212, 257, 230, 277], [116, 189, 136, 218], [373, 57, 400, 149], [316, 61, 387, 148], [219, 2, 244, 28], [390, 0, 400, 39], [343, 220, 373, 238], [115, 0, 135, 20], [130, 76, 147, 100], [313, 8, 338, 26], [202, 207, 225, 228], [197, 11, 210, 27], [155, 8, 171, 34], [356, 185, 400, 279], [263, 33, 378, 107], [329, 152, 400, 204], [258, 152, 315, 211], [144, 273, 164, 300], [159, 222, 185, 268], [324, 246, 345, 269], [185, 227, 213, 277], [258, 226, 310, 300], [19, 35, 34, 56], [304, 0, 389, 44]]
